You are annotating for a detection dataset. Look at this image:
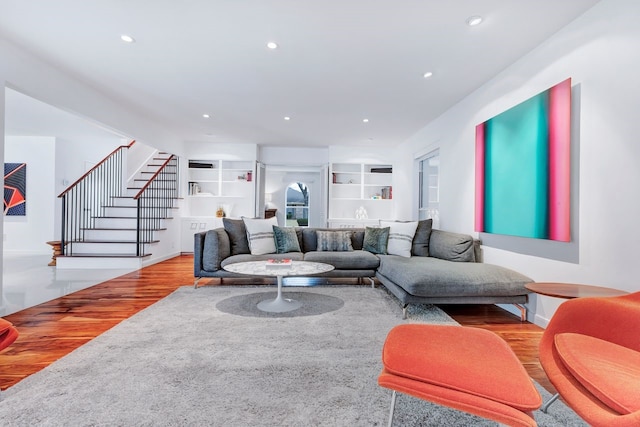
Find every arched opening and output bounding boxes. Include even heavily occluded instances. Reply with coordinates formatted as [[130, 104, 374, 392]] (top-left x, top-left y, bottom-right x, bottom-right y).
[[285, 182, 309, 227]]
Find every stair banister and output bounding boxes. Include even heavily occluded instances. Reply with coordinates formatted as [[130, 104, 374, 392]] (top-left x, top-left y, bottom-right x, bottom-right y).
[[58, 140, 135, 256], [132, 154, 179, 256]]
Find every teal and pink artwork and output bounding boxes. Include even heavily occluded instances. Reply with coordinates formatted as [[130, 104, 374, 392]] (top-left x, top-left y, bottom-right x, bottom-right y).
[[475, 78, 571, 242], [4, 163, 27, 216]]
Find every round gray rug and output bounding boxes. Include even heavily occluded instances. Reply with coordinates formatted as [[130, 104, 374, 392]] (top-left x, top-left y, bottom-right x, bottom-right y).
[[216, 291, 345, 318]]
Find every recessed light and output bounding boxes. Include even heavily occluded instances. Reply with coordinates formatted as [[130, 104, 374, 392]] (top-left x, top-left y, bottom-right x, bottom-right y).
[[202, 114, 210, 119], [423, 71, 433, 79], [267, 41, 278, 49], [120, 34, 135, 43], [284, 116, 291, 121], [363, 119, 369, 123], [466, 16, 483, 26]]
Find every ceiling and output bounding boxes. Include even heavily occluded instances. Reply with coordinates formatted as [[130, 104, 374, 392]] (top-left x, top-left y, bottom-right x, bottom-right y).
[[1, 1, 600, 148]]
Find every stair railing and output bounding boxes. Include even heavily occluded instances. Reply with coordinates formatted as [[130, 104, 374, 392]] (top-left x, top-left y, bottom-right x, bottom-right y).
[[58, 140, 136, 255], [133, 155, 179, 256]]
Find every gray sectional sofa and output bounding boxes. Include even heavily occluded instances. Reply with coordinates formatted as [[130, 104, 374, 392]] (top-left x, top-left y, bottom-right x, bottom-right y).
[[193, 219, 533, 319]]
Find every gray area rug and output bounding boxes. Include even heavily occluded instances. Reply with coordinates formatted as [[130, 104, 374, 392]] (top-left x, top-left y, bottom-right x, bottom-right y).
[[0, 286, 585, 426]]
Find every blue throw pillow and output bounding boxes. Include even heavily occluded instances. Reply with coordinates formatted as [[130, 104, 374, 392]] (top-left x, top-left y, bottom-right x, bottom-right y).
[[363, 226, 390, 254], [273, 226, 302, 253]]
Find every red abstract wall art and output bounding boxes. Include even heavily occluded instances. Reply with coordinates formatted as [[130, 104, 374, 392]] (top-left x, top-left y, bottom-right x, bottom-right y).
[[4, 163, 27, 216]]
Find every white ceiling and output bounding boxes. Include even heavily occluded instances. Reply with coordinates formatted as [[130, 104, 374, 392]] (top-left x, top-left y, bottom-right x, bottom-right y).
[[1, 1, 600, 148]]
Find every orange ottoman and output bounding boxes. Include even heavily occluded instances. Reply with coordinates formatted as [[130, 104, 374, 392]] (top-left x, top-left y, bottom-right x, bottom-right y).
[[379, 324, 542, 427]]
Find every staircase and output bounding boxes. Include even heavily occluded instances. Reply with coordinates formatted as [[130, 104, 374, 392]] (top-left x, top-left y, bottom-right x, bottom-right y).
[[57, 142, 180, 269]]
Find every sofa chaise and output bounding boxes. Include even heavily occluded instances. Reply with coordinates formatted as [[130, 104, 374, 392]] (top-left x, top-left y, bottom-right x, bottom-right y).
[[193, 218, 533, 319]]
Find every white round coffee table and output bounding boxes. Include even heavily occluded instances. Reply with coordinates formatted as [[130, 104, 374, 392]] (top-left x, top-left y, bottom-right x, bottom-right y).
[[222, 260, 334, 313]]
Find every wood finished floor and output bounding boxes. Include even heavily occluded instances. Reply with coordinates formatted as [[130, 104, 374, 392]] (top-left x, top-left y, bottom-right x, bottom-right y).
[[0, 254, 554, 394]]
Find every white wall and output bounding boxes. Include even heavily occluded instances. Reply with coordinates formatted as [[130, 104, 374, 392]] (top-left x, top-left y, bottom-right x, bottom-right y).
[[4, 136, 56, 253], [395, 0, 640, 324]]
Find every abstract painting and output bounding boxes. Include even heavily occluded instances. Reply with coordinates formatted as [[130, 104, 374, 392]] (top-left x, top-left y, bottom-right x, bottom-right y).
[[475, 78, 571, 241], [4, 163, 27, 216]]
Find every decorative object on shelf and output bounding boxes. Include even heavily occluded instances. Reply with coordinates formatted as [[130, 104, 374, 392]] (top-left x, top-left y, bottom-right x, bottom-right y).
[[355, 206, 368, 219], [247, 171, 252, 182], [222, 204, 233, 217], [216, 207, 225, 218], [381, 186, 392, 199]]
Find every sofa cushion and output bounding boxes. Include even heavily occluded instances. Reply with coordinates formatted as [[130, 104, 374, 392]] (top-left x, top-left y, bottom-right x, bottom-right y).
[[376, 255, 531, 297], [273, 226, 302, 253], [243, 217, 278, 255], [223, 218, 250, 255], [380, 220, 418, 258], [363, 226, 390, 254], [303, 250, 380, 270], [555, 333, 640, 415], [202, 229, 230, 272], [411, 219, 433, 257], [316, 230, 354, 252], [429, 229, 475, 262]]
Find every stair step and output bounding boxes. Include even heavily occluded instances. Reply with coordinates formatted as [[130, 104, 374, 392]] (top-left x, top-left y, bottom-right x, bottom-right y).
[[70, 239, 159, 244], [60, 253, 152, 258], [80, 227, 167, 231], [140, 171, 177, 175]]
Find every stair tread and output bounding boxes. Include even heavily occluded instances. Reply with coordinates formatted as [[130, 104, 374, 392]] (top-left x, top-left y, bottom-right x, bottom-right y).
[[59, 253, 152, 258], [70, 240, 159, 244], [93, 216, 174, 219], [80, 227, 167, 231]]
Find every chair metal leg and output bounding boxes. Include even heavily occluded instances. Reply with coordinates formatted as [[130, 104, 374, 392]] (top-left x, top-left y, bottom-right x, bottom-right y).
[[541, 393, 560, 413], [193, 277, 202, 289], [402, 304, 408, 320], [387, 390, 397, 427]]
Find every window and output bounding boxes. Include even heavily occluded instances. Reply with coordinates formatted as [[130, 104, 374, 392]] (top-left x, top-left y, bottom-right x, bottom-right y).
[[418, 150, 439, 227], [285, 182, 309, 227]]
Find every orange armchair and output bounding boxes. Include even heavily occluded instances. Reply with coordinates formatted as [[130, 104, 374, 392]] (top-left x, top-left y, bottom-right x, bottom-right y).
[[539, 291, 640, 426], [0, 318, 18, 353]]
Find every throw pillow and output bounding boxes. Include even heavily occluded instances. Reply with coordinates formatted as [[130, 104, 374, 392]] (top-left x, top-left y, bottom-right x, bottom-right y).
[[222, 218, 250, 255], [242, 216, 278, 255], [316, 230, 354, 252], [273, 225, 302, 253], [429, 229, 475, 262], [363, 226, 390, 255], [411, 218, 433, 257], [380, 220, 419, 258]]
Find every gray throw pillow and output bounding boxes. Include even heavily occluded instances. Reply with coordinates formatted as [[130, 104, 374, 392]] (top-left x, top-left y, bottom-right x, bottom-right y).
[[316, 230, 354, 252], [363, 226, 390, 255], [411, 218, 433, 257], [273, 226, 302, 253], [202, 229, 230, 272], [429, 229, 475, 262], [222, 218, 250, 255]]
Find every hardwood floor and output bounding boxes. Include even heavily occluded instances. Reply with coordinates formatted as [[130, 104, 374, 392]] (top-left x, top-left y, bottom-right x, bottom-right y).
[[0, 254, 554, 394]]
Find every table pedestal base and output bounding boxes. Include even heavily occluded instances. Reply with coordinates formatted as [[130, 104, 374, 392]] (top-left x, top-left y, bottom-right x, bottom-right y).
[[257, 275, 301, 313]]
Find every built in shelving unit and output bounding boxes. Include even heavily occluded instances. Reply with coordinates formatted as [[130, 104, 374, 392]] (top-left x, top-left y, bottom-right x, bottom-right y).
[[328, 163, 393, 228], [182, 159, 255, 252]]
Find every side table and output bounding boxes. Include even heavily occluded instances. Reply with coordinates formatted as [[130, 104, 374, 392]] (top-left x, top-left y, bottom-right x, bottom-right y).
[[525, 282, 628, 299], [46, 240, 65, 266]]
